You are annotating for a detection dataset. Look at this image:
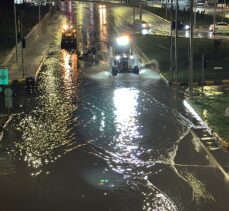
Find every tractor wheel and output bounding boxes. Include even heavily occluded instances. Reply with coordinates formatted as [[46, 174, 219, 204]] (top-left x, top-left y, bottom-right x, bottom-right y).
[[112, 66, 118, 76], [133, 65, 139, 75]]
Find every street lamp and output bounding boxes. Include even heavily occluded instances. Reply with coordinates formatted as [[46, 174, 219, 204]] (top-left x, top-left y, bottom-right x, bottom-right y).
[[13, 1, 18, 63], [14, 0, 25, 63], [189, 0, 194, 100]]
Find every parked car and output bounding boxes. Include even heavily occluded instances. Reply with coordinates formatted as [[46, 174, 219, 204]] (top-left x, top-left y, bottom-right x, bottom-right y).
[[209, 22, 229, 33]]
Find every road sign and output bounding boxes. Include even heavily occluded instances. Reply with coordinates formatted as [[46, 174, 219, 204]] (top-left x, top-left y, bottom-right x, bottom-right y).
[[4, 88, 13, 97], [0, 69, 9, 85]]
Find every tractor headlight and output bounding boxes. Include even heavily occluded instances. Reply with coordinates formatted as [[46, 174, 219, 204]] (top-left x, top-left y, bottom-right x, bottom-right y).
[[142, 23, 146, 28], [116, 36, 129, 46], [63, 24, 68, 30], [115, 55, 120, 60]]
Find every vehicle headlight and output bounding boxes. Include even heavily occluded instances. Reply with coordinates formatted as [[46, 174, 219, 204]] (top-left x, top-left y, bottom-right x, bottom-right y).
[[115, 55, 120, 60], [129, 55, 134, 59], [184, 25, 190, 30], [142, 23, 146, 28], [142, 29, 148, 35]]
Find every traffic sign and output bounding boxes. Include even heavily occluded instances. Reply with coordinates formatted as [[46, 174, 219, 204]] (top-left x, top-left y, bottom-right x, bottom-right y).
[[0, 69, 9, 85]]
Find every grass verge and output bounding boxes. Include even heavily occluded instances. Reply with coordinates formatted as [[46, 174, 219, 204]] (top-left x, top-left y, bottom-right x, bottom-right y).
[[192, 86, 229, 143], [144, 5, 229, 28], [135, 34, 229, 82]]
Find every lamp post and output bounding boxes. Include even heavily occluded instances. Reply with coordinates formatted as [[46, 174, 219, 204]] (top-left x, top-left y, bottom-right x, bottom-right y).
[[189, 0, 194, 100], [221, 0, 225, 22], [194, 0, 197, 29], [14, 1, 18, 63], [175, 0, 178, 81], [39, 1, 41, 34], [213, 0, 216, 33], [170, 0, 174, 80], [139, 0, 142, 22]]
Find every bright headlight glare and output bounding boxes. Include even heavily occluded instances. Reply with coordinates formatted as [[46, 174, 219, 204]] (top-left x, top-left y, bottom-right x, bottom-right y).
[[63, 24, 68, 30], [185, 25, 190, 30], [115, 55, 120, 60], [142, 29, 147, 35], [130, 55, 134, 59], [116, 36, 129, 46]]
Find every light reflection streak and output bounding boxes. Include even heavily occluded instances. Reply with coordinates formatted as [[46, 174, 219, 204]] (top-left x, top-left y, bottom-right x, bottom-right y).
[[98, 4, 108, 50], [111, 87, 178, 210], [17, 52, 79, 176], [113, 88, 140, 146]]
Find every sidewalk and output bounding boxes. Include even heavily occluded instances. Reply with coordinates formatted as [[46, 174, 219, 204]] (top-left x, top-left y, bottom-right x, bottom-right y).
[[5, 9, 64, 84], [0, 8, 64, 141]]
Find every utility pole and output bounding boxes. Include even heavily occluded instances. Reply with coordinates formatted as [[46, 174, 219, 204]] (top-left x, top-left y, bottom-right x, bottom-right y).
[[39, 1, 41, 34], [139, 0, 142, 22], [189, 0, 194, 100], [165, 0, 168, 19], [170, 0, 174, 80], [14, 1, 18, 63], [194, 0, 196, 29], [175, 0, 178, 81], [201, 54, 205, 96], [213, 0, 216, 33], [19, 13, 25, 78], [133, 6, 135, 25], [222, 0, 225, 22]]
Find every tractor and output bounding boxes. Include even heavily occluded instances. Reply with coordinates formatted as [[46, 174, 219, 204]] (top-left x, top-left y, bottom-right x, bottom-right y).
[[110, 35, 140, 76]]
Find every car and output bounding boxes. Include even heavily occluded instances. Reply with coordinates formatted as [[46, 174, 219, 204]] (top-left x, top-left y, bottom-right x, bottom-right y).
[[171, 20, 190, 31], [133, 19, 152, 35], [196, 3, 205, 14], [110, 35, 140, 76], [209, 22, 229, 34]]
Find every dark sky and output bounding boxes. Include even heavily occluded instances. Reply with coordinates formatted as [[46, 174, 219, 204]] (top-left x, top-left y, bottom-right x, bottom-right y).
[[0, 0, 13, 9]]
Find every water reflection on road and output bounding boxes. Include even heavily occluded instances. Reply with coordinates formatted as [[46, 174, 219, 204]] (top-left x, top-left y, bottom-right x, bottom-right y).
[[0, 2, 229, 211]]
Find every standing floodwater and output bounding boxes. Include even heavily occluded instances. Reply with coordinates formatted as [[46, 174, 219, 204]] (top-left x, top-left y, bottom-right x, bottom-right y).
[[0, 2, 229, 211]]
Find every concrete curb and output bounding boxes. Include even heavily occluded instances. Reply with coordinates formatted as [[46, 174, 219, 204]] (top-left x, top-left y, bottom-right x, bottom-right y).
[[169, 79, 229, 86], [0, 115, 10, 142], [6, 47, 49, 87]]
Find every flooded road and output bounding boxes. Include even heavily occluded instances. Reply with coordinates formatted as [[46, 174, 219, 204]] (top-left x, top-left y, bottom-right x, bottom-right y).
[[0, 2, 229, 211]]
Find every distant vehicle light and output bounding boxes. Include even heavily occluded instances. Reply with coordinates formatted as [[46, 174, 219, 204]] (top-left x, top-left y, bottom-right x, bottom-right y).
[[116, 36, 129, 46], [129, 55, 134, 59], [184, 25, 190, 30]]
